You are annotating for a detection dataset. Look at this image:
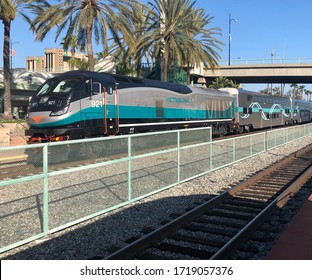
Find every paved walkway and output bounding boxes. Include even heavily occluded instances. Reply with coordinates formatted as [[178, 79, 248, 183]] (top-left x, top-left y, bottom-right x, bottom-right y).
[[0, 149, 27, 164], [265, 194, 312, 259]]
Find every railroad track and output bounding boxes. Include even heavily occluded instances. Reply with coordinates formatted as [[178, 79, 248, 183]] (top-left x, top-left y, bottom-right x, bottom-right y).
[[0, 156, 113, 181], [104, 144, 312, 260], [0, 125, 301, 181]]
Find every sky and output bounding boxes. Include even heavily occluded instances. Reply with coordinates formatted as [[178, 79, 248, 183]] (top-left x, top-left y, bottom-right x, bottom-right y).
[[1, 0, 312, 91]]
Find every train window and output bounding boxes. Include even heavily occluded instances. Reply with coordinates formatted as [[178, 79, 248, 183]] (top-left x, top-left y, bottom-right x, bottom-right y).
[[266, 113, 270, 119], [92, 82, 101, 95], [106, 86, 113, 95], [37, 83, 50, 95], [37, 78, 81, 96], [247, 95, 253, 101], [248, 108, 252, 114]]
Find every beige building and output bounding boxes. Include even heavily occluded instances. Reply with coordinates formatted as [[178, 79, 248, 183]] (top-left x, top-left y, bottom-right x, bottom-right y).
[[44, 48, 64, 71], [26, 56, 45, 71], [26, 48, 86, 73]]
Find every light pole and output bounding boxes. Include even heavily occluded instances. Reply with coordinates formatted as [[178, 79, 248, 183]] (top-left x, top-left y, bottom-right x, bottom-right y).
[[228, 14, 237, 66], [10, 40, 21, 70]]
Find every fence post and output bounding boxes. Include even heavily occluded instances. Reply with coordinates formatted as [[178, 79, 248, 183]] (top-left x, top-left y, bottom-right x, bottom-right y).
[[233, 138, 236, 162], [43, 144, 49, 234], [177, 131, 180, 183], [209, 130, 213, 171], [128, 136, 132, 201]]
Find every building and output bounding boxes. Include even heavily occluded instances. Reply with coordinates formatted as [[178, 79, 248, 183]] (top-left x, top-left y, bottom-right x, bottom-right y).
[[44, 48, 64, 72], [26, 48, 87, 73], [26, 56, 45, 72]]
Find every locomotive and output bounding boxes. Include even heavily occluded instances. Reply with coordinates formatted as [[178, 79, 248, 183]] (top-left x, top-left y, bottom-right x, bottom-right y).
[[25, 70, 236, 142]]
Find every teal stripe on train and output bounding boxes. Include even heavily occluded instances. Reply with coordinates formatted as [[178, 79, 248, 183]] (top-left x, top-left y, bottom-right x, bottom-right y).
[[32, 104, 235, 128], [236, 107, 296, 113]]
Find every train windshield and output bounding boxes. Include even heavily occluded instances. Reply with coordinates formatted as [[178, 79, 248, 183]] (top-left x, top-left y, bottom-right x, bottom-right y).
[[37, 77, 81, 96]]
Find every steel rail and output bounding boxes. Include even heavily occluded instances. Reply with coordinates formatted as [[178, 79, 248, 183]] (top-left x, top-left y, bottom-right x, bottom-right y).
[[105, 144, 312, 260]]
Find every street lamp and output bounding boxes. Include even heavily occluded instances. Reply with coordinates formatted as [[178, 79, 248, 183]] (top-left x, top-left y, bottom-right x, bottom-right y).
[[10, 40, 21, 70], [228, 14, 238, 66]]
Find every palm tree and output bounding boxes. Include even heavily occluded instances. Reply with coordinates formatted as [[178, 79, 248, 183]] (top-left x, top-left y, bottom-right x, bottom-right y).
[[209, 76, 240, 89], [32, 0, 139, 71], [114, 1, 154, 77], [290, 83, 298, 98], [289, 83, 303, 99], [0, 0, 37, 119], [304, 89, 311, 101], [298, 85, 305, 100], [61, 35, 85, 70], [143, 0, 222, 82], [115, 49, 136, 76], [272, 86, 282, 96], [176, 7, 223, 84]]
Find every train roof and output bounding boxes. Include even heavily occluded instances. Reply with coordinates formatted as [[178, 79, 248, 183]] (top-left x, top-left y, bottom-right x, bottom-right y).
[[238, 88, 290, 99], [54, 70, 229, 96]]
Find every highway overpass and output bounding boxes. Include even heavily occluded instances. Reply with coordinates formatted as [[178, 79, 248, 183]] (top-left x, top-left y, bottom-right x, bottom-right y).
[[190, 58, 312, 85]]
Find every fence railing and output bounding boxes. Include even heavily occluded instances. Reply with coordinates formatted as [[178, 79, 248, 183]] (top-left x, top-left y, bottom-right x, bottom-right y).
[[1, 124, 312, 253], [219, 57, 312, 66]]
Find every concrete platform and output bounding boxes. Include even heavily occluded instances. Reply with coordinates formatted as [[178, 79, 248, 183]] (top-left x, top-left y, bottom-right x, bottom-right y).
[[0, 149, 27, 164]]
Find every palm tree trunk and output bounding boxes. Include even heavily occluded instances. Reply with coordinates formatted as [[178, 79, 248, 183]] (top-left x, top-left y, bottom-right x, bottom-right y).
[[187, 62, 191, 85], [70, 48, 75, 70], [163, 44, 170, 82], [136, 55, 142, 77], [2, 19, 12, 119], [86, 24, 95, 71]]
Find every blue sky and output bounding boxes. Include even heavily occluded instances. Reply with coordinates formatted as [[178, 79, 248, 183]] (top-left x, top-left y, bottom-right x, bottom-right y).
[[1, 0, 312, 91]]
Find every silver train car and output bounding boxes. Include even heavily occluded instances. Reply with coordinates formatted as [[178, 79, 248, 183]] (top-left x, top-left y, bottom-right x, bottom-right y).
[[26, 71, 236, 142], [222, 88, 312, 132]]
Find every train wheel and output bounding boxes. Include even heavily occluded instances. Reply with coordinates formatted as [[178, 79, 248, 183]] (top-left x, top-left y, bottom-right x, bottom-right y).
[[238, 126, 244, 134]]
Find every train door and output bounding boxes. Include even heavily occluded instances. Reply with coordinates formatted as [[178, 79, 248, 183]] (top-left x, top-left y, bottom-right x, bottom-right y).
[[104, 84, 120, 135], [80, 79, 104, 134], [290, 98, 294, 123]]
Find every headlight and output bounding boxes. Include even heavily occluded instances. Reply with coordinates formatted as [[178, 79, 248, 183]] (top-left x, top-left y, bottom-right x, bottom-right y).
[[49, 106, 69, 116]]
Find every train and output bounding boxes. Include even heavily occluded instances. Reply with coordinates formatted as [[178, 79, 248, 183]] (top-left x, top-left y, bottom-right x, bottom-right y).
[[222, 88, 312, 132], [25, 70, 312, 143], [25, 70, 236, 142]]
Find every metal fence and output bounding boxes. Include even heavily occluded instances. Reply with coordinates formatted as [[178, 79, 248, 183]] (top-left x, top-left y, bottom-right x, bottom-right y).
[[219, 57, 312, 66], [1, 124, 312, 253]]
